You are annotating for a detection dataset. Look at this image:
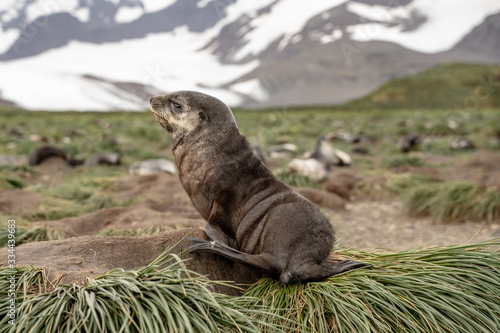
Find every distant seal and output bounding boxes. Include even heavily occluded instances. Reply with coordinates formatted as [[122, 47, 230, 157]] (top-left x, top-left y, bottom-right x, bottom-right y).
[[398, 132, 420, 153], [288, 134, 351, 182], [288, 158, 328, 182], [128, 159, 177, 175], [150, 91, 367, 285], [83, 153, 121, 167], [309, 133, 351, 167], [451, 137, 475, 151], [28, 146, 67, 166]]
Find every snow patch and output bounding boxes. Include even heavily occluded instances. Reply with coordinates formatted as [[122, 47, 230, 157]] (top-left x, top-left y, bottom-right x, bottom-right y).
[[347, 2, 411, 22], [0, 28, 20, 54], [0, 0, 19, 13], [228, 0, 276, 17], [0, 0, 23, 22], [141, 0, 176, 13], [0, 25, 260, 110], [233, 0, 347, 61], [73, 7, 90, 22], [290, 34, 302, 44], [115, 6, 143, 23], [319, 29, 342, 44], [0, 4, 20, 23], [197, 0, 214, 9], [25, 0, 79, 25], [230, 79, 268, 102], [0, 65, 119, 110], [346, 0, 500, 53]]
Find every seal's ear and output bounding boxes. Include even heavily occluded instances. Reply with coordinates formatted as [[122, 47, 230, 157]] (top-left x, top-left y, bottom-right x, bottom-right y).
[[199, 112, 209, 122]]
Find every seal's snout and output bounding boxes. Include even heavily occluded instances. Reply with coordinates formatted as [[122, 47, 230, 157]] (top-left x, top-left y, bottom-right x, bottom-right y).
[[149, 96, 163, 115], [150, 96, 160, 107], [150, 95, 173, 133]]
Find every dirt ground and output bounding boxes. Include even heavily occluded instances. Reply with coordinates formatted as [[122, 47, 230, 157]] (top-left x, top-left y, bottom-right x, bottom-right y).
[[330, 201, 500, 251], [330, 150, 500, 250]]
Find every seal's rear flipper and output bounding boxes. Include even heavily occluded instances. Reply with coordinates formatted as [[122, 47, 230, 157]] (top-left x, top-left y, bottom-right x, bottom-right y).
[[328, 259, 370, 275], [280, 259, 370, 286], [188, 238, 277, 275]]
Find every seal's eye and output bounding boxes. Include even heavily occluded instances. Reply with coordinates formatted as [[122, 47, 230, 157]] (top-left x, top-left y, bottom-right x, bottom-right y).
[[173, 102, 182, 110]]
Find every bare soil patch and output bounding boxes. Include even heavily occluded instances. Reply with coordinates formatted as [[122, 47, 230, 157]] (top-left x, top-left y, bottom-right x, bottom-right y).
[[33, 201, 204, 237], [295, 187, 346, 210], [113, 173, 190, 206], [330, 201, 500, 251], [0, 189, 43, 214]]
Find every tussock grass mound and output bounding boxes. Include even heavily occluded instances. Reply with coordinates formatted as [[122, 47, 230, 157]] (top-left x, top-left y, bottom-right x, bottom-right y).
[[0, 225, 66, 247], [1, 240, 499, 332], [21, 194, 129, 221], [19, 177, 132, 222], [98, 226, 175, 237], [243, 240, 500, 332], [353, 174, 500, 223], [386, 173, 434, 195], [0, 224, 177, 248], [0, 173, 25, 190], [353, 172, 432, 200], [404, 182, 500, 223], [0, 252, 280, 333]]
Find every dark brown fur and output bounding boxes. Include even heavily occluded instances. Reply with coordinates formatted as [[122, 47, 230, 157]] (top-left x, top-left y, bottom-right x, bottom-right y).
[[150, 91, 367, 285], [28, 146, 67, 166]]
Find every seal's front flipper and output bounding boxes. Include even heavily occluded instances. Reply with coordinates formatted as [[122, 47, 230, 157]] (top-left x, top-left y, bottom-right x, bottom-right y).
[[188, 239, 277, 275]]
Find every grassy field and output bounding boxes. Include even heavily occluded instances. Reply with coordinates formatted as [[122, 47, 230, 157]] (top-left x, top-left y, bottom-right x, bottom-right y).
[[1, 104, 500, 225], [1, 106, 499, 164]]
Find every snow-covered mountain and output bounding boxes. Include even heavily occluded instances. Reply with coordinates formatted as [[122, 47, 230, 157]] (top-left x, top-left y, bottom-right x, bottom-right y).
[[0, 0, 499, 110]]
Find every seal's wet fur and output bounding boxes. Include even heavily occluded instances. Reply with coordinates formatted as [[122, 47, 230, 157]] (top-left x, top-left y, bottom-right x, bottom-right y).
[[150, 91, 367, 285]]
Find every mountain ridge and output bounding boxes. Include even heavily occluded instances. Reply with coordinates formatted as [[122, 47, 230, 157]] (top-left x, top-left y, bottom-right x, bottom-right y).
[[0, 0, 499, 110]]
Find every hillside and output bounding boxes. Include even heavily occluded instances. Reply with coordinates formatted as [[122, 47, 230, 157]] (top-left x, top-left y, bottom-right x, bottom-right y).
[[340, 63, 500, 110]]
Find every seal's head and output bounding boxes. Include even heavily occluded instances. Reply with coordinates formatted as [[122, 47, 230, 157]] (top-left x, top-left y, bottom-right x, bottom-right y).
[[150, 91, 237, 145]]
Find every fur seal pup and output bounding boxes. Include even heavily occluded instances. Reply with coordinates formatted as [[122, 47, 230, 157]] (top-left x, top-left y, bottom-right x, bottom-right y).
[[83, 152, 121, 167], [398, 132, 420, 153], [28, 146, 67, 166], [150, 91, 367, 285], [288, 134, 351, 182], [309, 133, 351, 167], [128, 159, 177, 175]]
